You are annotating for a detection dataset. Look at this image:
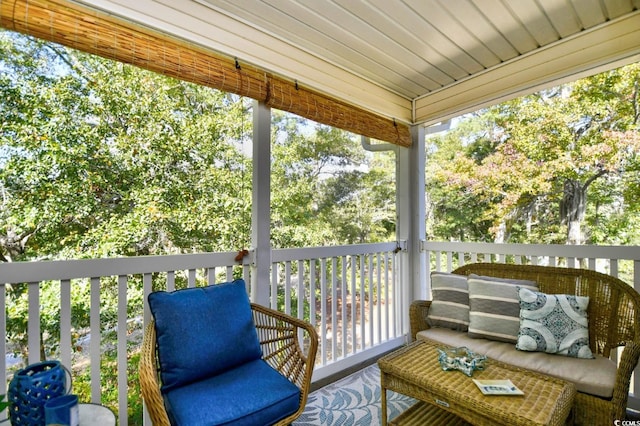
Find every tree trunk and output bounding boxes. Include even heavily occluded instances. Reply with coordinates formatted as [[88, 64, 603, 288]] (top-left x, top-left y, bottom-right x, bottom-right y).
[[494, 221, 507, 243], [560, 179, 587, 244]]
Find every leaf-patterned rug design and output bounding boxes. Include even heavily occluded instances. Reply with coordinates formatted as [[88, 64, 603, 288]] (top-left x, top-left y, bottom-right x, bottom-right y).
[[292, 364, 415, 425]]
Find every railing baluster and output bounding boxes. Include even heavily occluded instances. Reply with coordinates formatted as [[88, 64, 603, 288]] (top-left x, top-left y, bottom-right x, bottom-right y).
[[631, 259, 640, 398], [350, 255, 357, 355], [90, 276, 101, 403], [271, 263, 278, 310], [341, 256, 347, 358], [331, 257, 338, 360], [142, 273, 152, 324], [188, 269, 196, 288], [1, 284, 6, 403], [384, 252, 390, 341], [457, 251, 465, 267], [297, 260, 304, 343], [310, 258, 317, 336], [376, 252, 382, 345], [60, 279, 72, 369], [117, 275, 128, 426], [285, 261, 292, 316], [393, 251, 400, 338], [320, 258, 328, 365], [27, 282, 40, 365], [359, 255, 365, 352], [368, 254, 374, 348], [225, 266, 234, 282], [166, 271, 175, 291], [610, 259, 619, 278], [242, 264, 251, 286], [142, 270, 154, 425]]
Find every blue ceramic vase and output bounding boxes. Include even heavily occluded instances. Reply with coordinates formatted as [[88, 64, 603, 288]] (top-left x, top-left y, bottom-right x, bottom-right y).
[[8, 361, 70, 426]]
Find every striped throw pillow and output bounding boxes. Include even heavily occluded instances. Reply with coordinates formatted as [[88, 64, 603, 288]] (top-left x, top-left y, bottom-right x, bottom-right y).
[[427, 272, 469, 331], [468, 274, 538, 343]]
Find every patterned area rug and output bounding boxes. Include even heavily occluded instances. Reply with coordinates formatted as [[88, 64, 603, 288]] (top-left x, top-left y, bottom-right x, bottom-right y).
[[292, 364, 415, 425]]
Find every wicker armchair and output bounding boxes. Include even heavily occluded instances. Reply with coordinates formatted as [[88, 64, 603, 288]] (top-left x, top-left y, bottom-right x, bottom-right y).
[[410, 263, 640, 426], [140, 285, 318, 426]]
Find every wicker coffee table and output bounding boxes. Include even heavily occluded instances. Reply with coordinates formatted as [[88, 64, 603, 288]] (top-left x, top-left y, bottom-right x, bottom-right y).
[[379, 339, 576, 426]]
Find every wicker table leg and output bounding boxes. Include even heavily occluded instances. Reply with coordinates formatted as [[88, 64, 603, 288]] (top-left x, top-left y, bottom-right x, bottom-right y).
[[381, 374, 389, 426]]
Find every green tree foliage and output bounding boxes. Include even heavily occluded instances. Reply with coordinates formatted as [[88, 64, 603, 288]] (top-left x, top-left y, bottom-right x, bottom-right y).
[[426, 115, 496, 241], [427, 64, 640, 245], [316, 152, 396, 244], [270, 112, 395, 247], [1, 32, 252, 262]]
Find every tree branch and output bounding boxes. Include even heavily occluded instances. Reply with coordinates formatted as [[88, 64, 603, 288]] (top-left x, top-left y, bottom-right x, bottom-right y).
[[583, 167, 609, 191], [45, 44, 94, 84]]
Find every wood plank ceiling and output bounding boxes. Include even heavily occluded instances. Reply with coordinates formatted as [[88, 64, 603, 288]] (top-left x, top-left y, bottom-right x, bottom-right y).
[[79, 0, 640, 128]]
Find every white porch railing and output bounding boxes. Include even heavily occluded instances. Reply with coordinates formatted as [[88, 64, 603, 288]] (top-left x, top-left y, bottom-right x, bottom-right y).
[[271, 243, 406, 382], [1, 241, 639, 424], [423, 241, 640, 411], [0, 242, 404, 425]]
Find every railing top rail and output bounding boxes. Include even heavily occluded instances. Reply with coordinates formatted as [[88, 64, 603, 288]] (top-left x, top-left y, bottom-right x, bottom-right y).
[[1, 242, 400, 284], [424, 241, 640, 260], [272, 242, 398, 262], [0, 251, 243, 283]]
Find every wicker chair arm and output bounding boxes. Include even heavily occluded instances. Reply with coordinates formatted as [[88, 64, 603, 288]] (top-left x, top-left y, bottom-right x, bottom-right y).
[[139, 322, 170, 426], [611, 341, 640, 420], [251, 303, 318, 383], [251, 303, 318, 425], [409, 300, 432, 342]]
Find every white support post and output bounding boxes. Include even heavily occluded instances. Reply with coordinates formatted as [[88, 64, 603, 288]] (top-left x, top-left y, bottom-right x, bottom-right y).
[[396, 125, 427, 336], [251, 100, 271, 306]]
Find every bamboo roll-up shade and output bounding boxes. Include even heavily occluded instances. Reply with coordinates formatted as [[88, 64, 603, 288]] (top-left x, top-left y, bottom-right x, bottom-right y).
[[267, 77, 410, 146], [0, 0, 412, 147]]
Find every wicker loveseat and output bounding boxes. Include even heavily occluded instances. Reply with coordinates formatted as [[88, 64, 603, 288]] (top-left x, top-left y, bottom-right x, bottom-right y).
[[410, 263, 640, 426], [140, 281, 318, 426]]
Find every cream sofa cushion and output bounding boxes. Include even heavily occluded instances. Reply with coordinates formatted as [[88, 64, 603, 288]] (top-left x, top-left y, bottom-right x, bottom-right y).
[[416, 327, 616, 398]]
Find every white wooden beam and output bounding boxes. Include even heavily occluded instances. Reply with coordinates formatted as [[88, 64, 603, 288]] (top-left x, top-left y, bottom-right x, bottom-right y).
[[396, 125, 427, 322], [414, 11, 640, 125], [251, 100, 271, 306]]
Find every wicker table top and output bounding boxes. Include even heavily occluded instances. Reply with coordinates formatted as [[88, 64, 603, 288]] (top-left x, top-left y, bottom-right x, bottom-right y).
[[378, 339, 576, 426]]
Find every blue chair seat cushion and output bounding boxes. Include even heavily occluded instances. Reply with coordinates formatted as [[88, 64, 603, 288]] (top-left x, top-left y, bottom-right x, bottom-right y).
[[148, 280, 262, 392], [163, 359, 301, 426]]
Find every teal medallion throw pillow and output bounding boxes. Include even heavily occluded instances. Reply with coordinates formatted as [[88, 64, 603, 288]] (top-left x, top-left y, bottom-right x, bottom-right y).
[[516, 287, 594, 359]]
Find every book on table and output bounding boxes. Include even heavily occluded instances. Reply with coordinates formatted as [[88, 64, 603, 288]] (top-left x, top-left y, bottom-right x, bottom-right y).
[[472, 379, 524, 396]]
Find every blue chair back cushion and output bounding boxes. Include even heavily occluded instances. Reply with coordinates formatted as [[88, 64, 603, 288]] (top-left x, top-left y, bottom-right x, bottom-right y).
[[148, 279, 262, 392], [163, 359, 301, 426]]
